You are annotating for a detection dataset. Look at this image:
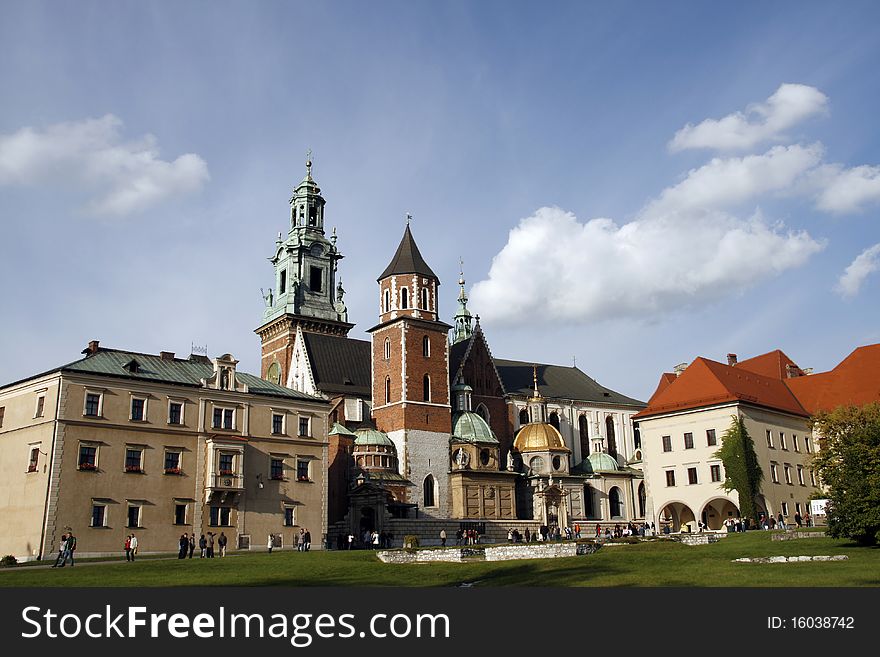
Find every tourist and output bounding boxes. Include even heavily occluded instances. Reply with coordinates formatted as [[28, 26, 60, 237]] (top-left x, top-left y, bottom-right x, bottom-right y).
[[299, 528, 306, 551], [304, 529, 311, 551], [777, 513, 786, 531], [178, 533, 189, 559], [804, 513, 812, 527], [372, 530, 380, 549], [595, 524, 602, 539], [52, 534, 68, 568], [507, 528, 514, 543], [574, 523, 581, 539], [441, 528, 448, 547], [347, 532, 354, 549], [188, 533, 196, 558], [268, 534, 274, 553], [199, 534, 207, 557], [206, 532, 215, 557], [128, 533, 137, 562], [794, 512, 803, 528], [218, 531, 228, 556], [524, 528, 531, 543], [124, 534, 132, 561]]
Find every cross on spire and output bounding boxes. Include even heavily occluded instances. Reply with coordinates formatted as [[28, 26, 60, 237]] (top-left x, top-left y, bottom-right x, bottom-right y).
[[405, 212, 412, 225], [306, 148, 312, 176]]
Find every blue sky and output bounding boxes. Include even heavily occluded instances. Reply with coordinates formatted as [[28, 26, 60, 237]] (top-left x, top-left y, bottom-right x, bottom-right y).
[[1, 1, 879, 401]]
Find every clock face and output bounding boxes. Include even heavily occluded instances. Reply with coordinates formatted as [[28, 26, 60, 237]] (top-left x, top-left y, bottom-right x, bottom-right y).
[[267, 362, 281, 385]]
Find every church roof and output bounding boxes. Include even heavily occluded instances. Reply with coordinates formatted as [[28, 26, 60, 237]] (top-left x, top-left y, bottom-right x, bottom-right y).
[[494, 359, 645, 408], [572, 452, 621, 474], [354, 428, 395, 447], [452, 411, 499, 444], [378, 224, 438, 281], [513, 422, 570, 453], [301, 332, 372, 397], [18, 347, 322, 401]]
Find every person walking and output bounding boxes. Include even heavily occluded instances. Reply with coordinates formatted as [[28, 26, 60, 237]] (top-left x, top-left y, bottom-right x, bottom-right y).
[[218, 531, 228, 557], [303, 529, 311, 551], [440, 528, 447, 547], [60, 532, 77, 567], [199, 534, 207, 558], [372, 530, 380, 549], [347, 532, 354, 549], [178, 534, 188, 559], [188, 533, 196, 558], [124, 535, 132, 561], [298, 528, 306, 552], [267, 534, 274, 554], [128, 534, 137, 562], [206, 532, 215, 558], [51, 534, 68, 567]]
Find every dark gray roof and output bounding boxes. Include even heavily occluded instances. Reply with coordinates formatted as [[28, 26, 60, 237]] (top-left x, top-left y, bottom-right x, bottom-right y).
[[57, 349, 322, 401], [494, 359, 645, 407], [302, 333, 372, 397], [449, 338, 470, 383], [378, 224, 438, 281]]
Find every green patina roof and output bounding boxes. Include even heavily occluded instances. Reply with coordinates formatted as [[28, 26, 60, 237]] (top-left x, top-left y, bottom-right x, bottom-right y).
[[58, 348, 321, 401], [451, 411, 498, 444], [354, 428, 394, 447], [329, 423, 357, 436], [572, 452, 621, 474]]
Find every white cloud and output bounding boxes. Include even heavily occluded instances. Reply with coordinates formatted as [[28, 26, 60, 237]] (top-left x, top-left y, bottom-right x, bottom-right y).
[[836, 243, 880, 298], [470, 206, 823, 324], [0, 114, 209, 216], [813, 164, 880, 214], [669, 83, 828, 152]]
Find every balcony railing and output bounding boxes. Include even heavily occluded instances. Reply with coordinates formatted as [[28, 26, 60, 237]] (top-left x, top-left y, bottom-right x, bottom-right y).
[[209, 472, 244, 489]]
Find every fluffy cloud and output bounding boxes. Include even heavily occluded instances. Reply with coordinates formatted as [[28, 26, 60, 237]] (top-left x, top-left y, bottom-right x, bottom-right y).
[[0, 115, 209, 216], [470, 206, 823, 324], [813, 164, 880, 214], [836, 243, 880, 298], [669, 83, 828, 152]]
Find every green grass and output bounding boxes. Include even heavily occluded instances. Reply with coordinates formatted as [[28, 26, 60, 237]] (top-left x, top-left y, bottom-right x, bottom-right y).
[[1, 531, 877, 587]]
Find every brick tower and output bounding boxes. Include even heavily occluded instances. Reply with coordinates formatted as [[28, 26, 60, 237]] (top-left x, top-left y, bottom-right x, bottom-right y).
[[368, 221, 452, 518]]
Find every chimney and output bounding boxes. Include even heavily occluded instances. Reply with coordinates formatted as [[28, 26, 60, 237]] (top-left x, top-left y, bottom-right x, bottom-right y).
[[785, 363, 799, 378], [160, 351, 175, 361], [673, 362, 688, 376], [84, 340, 100, 355], [727, 353, 738, 366]]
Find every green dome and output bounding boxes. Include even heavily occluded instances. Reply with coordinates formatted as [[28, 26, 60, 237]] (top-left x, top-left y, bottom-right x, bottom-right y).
[[452, 411, 498, 444], [354, 428, 394, 447], [574, 452, 620, 474]]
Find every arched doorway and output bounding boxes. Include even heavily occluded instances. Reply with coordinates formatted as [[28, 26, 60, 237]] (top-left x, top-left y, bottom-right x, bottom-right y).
[[609, 487, 624, 519], [659, 502, 696, 532], [578, 415, 590, 459], [638, 482, 646, 518], [700, 498, 740, 530], [584, 484, 595, 518], [423, 474, 435, 507], [359, 507, 376, 535]]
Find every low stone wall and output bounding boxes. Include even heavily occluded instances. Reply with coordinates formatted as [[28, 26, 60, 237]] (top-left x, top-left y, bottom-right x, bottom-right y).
[[733, 555, 848, 563], [484, 542, 577, 561], [678, 533, 721, 545], [771, 531, 827, 541]]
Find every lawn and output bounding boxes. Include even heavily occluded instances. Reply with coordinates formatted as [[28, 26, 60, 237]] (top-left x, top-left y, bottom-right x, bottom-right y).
[[1, 530, 878, 587]]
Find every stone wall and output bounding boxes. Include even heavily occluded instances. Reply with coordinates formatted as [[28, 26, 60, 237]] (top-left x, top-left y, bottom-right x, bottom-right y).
[[678, 533, 722, 545], [484, 542, 577, 561], [771, 531, 827, 541]]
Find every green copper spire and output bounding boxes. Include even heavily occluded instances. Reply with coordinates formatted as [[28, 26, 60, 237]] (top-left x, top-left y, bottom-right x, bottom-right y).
[[452, 258, 473, 344]]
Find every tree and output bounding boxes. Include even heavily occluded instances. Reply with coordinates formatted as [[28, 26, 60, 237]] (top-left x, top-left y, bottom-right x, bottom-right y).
[[811, 403, 880, 546], [714, 415, 763, 523]]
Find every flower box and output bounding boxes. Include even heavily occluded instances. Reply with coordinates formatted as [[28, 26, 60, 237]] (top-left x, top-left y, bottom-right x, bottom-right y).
[[219, 469, 234, 476], [27, 465, 38, 473], [270, 474, 284, 481], [79, 462, 97, 471], [297, 476, 311, 482], [125, 465, 143, 473], [164, 467, 181, 475]]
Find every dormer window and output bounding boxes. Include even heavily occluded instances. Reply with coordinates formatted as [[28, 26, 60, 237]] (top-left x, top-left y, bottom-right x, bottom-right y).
[[124, 359, 140, 374]]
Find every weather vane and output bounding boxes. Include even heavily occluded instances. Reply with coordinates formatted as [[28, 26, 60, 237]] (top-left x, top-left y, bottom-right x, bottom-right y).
[[406, 212, 412, 225]]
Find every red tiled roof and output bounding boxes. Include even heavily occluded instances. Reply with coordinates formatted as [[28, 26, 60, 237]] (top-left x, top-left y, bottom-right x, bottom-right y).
[[786, 344, 880, 414], [634, 357, 809, 420], [735, 349, 803, 379]]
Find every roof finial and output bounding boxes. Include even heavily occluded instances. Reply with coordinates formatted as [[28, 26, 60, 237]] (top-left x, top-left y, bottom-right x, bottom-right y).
[[532, 364, 539, 395], [306, 148, 312, 177], [405, 212, 412, 226]]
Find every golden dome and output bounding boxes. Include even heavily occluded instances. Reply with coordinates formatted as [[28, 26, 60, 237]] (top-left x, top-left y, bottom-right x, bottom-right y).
[[513, 423, 570, 453]]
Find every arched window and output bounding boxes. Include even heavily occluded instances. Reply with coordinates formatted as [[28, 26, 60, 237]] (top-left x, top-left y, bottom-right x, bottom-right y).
[[384, 376, 391, 404], [528, 456, 545, 474], [423, 374, 431, 402], [519, 408, 529, 425], [584, 484, 594, 518], [400, 287, 409, 309], [549, 411, 560, 431], [383, 289, 390, 313], [609, 487, 623, 518], [634, 424, 641, 450], [421, 287, 429, 310], [476, 403, 489, 423], [578, 415, 590, 459], [638, 482, 646, 518], [423, 474, 435, 507], [422, 335, 430, 357], [384, 337, 391, 361], [606, 416, 617, 459]]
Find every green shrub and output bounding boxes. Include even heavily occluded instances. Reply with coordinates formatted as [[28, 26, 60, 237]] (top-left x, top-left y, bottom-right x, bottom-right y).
[[1, 555, 18, 567], [402, 535, 420, 551]]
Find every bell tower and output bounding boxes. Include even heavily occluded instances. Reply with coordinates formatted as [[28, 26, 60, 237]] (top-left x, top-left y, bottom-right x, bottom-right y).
[[368, 220, 453, 518], [255, 152, 353, 385]]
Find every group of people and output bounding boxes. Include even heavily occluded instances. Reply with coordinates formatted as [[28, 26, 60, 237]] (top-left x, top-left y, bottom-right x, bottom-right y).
[[757, 512, 812, 531], [172, 531, 228, 559], [594, 522, 655, 540], [51, 532, 77, 567]]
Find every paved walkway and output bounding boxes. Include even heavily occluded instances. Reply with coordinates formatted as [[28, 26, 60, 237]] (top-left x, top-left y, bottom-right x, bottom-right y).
[[0, 553, 244, 573]]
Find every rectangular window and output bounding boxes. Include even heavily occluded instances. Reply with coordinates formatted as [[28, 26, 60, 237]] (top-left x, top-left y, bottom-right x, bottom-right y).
[[279, 269, 287, 295], [271, 458, 284, 480], [299, 417, 311, 437], [684, 432, 694, 449], [706, 429, 717, 446], [795, 502, 802, 515], [309, 266, 322, 293], [164, 450, 181, 474], [224, 409, 234, 430], [272, 413, 284, 435], [85, 393, 101, 417], [125, 448, 143, 473], [780, 432, 787, 450], [209, 506, 231, 527], [797, 465, 805, 486], [284, 507, 295, 527], [710, 464, 722, 482], [127, 505, 141, 528], [214, 408, 234, 429], [35, 395, 45, 418], [79, 445, 98, 471], [297, 459, 310, 481], [130, 398, 145, 421], [213, 408, 222, 428], [771, 463, 779, 484], [782, 502, 789, 516], [174, 504, 187, 525], [766, 429, 773, 448], [793, 435, 800, 452], [28, 447, 40, 473], [91, 504, 106, 528], [168, 402, 183, 425], [784, 464, 792, 485], [661, 435, 672, 452], [219, 453, 234, 475], [0, 406, 5, 427], [665, 470, 676, 487], [805, 436, 812, 454], [810, 469, 816, 487], [687, 467, 698, 485]]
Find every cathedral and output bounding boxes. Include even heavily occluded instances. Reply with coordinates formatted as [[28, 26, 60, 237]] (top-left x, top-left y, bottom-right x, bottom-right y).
[[255, 159, 647, 544]]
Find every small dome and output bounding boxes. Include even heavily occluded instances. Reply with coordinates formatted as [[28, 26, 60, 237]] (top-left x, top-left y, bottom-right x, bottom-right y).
[[354, 428, 394, 447], [576, 452, 621, 474], [452, 411, 498, 444], [513, 423, 569, 453]]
